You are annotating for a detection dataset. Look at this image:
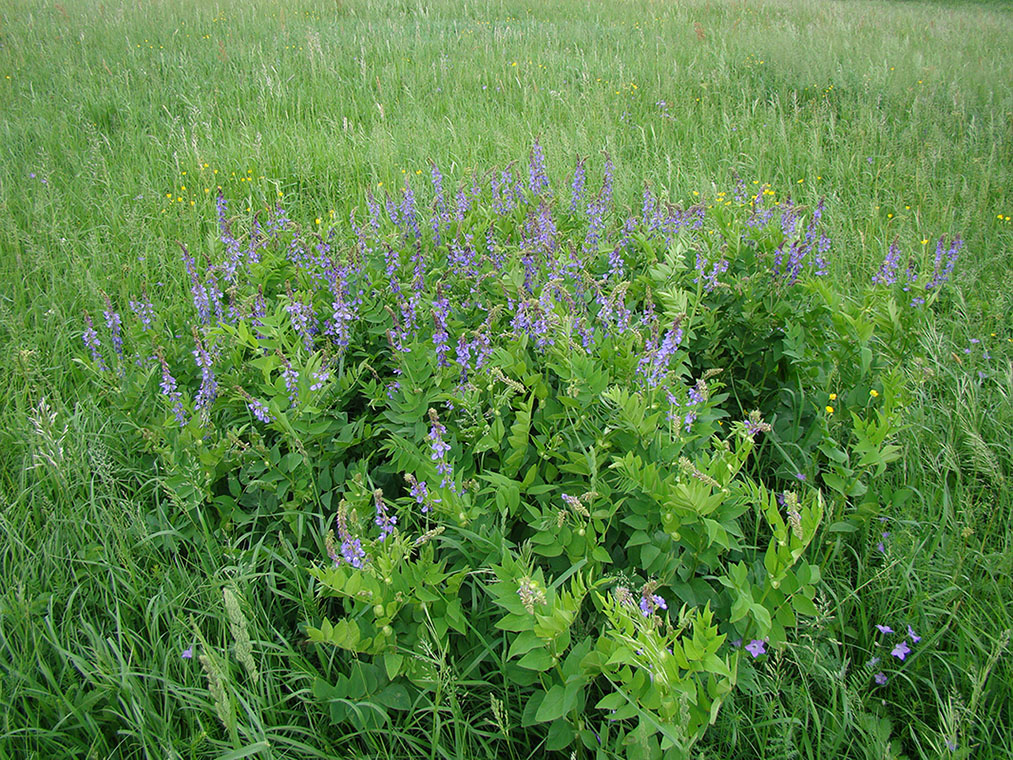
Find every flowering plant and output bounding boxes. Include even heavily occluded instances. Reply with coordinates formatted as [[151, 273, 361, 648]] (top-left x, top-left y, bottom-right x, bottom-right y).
[[78, 144, 956, 756]]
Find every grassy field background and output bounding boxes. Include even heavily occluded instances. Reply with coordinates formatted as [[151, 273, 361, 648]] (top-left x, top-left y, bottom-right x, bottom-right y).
[[1, 0, 1011, 757]]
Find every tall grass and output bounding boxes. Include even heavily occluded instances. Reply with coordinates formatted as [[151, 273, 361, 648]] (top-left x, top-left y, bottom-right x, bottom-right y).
[[1, 0, 1011, 756]]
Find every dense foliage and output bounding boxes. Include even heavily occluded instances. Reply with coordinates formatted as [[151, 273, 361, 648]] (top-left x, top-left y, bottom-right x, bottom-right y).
[[76, 144, 954, 757]]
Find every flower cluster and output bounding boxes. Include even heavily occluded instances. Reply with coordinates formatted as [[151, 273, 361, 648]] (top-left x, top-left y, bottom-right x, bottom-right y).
[[517, 576, 546, 614], [373, 488, 396, 541], [870, 621, 922, 684], [326, 501, 366, 569], [157, 349, 187, 427], [428, 408, 454, 489]]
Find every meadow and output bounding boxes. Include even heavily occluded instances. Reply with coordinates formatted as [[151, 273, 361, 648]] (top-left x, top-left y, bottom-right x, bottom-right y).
[[1, 0, 1012, 757]]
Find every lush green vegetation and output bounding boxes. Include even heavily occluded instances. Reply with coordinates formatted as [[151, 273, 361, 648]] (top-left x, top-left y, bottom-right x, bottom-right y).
[[1, 0, 1011, 758]]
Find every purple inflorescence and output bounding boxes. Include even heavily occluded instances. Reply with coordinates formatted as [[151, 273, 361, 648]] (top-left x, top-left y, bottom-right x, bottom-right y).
[[770, 199, 830, 284], [366, 191, 382, 235], [781, 199, 801, 237], [743, 411, 772, 437], [454, 183, 471, 222], [217, 191, 242, 283], [102, 295, 124, 363], [639, 592, 667, 618], [129, 293, 155, 331], [455, 334, 472, 383], [570, 155, 586, 214], [204, 264, 225, 323], [695, 252, 729, 292], [925, 235, 962, 290], [82, 312, 107, 370], [491, 165, 518, 214], [247, 214, 264, 265], [332, 282, 359, 346], [279, 357, 299, 407], [534, 200, 558, 257], [384, 244, 402, 296], [638, 318, 684, 388], [511, 296, 554, 349], [428, 408, 454, 489], [192, 333, 217, 413], [432, 290, 452, 368], [247, 398, 274, 423], [411, 479, 429, 509], [449, 235, 478, 281], [332, 506, 366, 569], [158, 351, 187, 427], [528, 139, 551, 197], [401, 182, 421, 243], [285, 290, 318, 352], [310, 368, 330, 392], [406, 472, 440, 514], [641, 183, 660, 233], [584, 196, 607, 255], [373, 488, 396, 541], [181, 246, 211, 325], [872, 241, 902, 286]]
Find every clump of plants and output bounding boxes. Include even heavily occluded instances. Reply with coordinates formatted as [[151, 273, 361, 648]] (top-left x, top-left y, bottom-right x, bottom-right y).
[[79, 142, 960, 757]]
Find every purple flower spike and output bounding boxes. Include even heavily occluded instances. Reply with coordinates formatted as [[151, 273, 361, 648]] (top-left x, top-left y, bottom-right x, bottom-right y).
[[872, 241, 902, 286], [891, 640, 911, 661], [876, 624, 894, 634], [874, 672, 887, 685], [181, 646, 194, 660], [373, 489, 396, 541], [82, 312, 107, 371], [907, 625, 921, 644], [247, 398, 274, 424], [638, 592, 667, 617], [570, 155, 586, 214], [745, 639, 766, 658]]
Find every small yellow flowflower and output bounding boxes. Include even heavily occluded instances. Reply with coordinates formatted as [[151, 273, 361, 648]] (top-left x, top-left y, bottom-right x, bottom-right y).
[[870, 390, 879, 398], [828, 393, 837, 401], [825, 405, 834, 414]]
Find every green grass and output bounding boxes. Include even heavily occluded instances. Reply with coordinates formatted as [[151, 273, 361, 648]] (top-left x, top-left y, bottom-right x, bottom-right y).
[[1, 0, 1012, 757]]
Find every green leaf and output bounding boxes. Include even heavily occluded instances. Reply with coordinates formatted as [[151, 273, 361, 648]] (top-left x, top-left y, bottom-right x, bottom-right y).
[[535, 684, 568, 723], [521, 690, 546, 727], [503, 394, 534, 477], [595, 691, 626, 711], [730, 592, 751, 623], [640, 543, 661, 567], [508, 631, 543, 659], [592, 545, 612, 564], [218, 742, 272, 760], [517, 648, 555, 671], [750, 603, 772, 633], [496, 613, 534, 632], [546, 719, 576, 751], [384, 652, 404, 680], [791, 594, 819, 617], [375, 683, 411, 710]]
